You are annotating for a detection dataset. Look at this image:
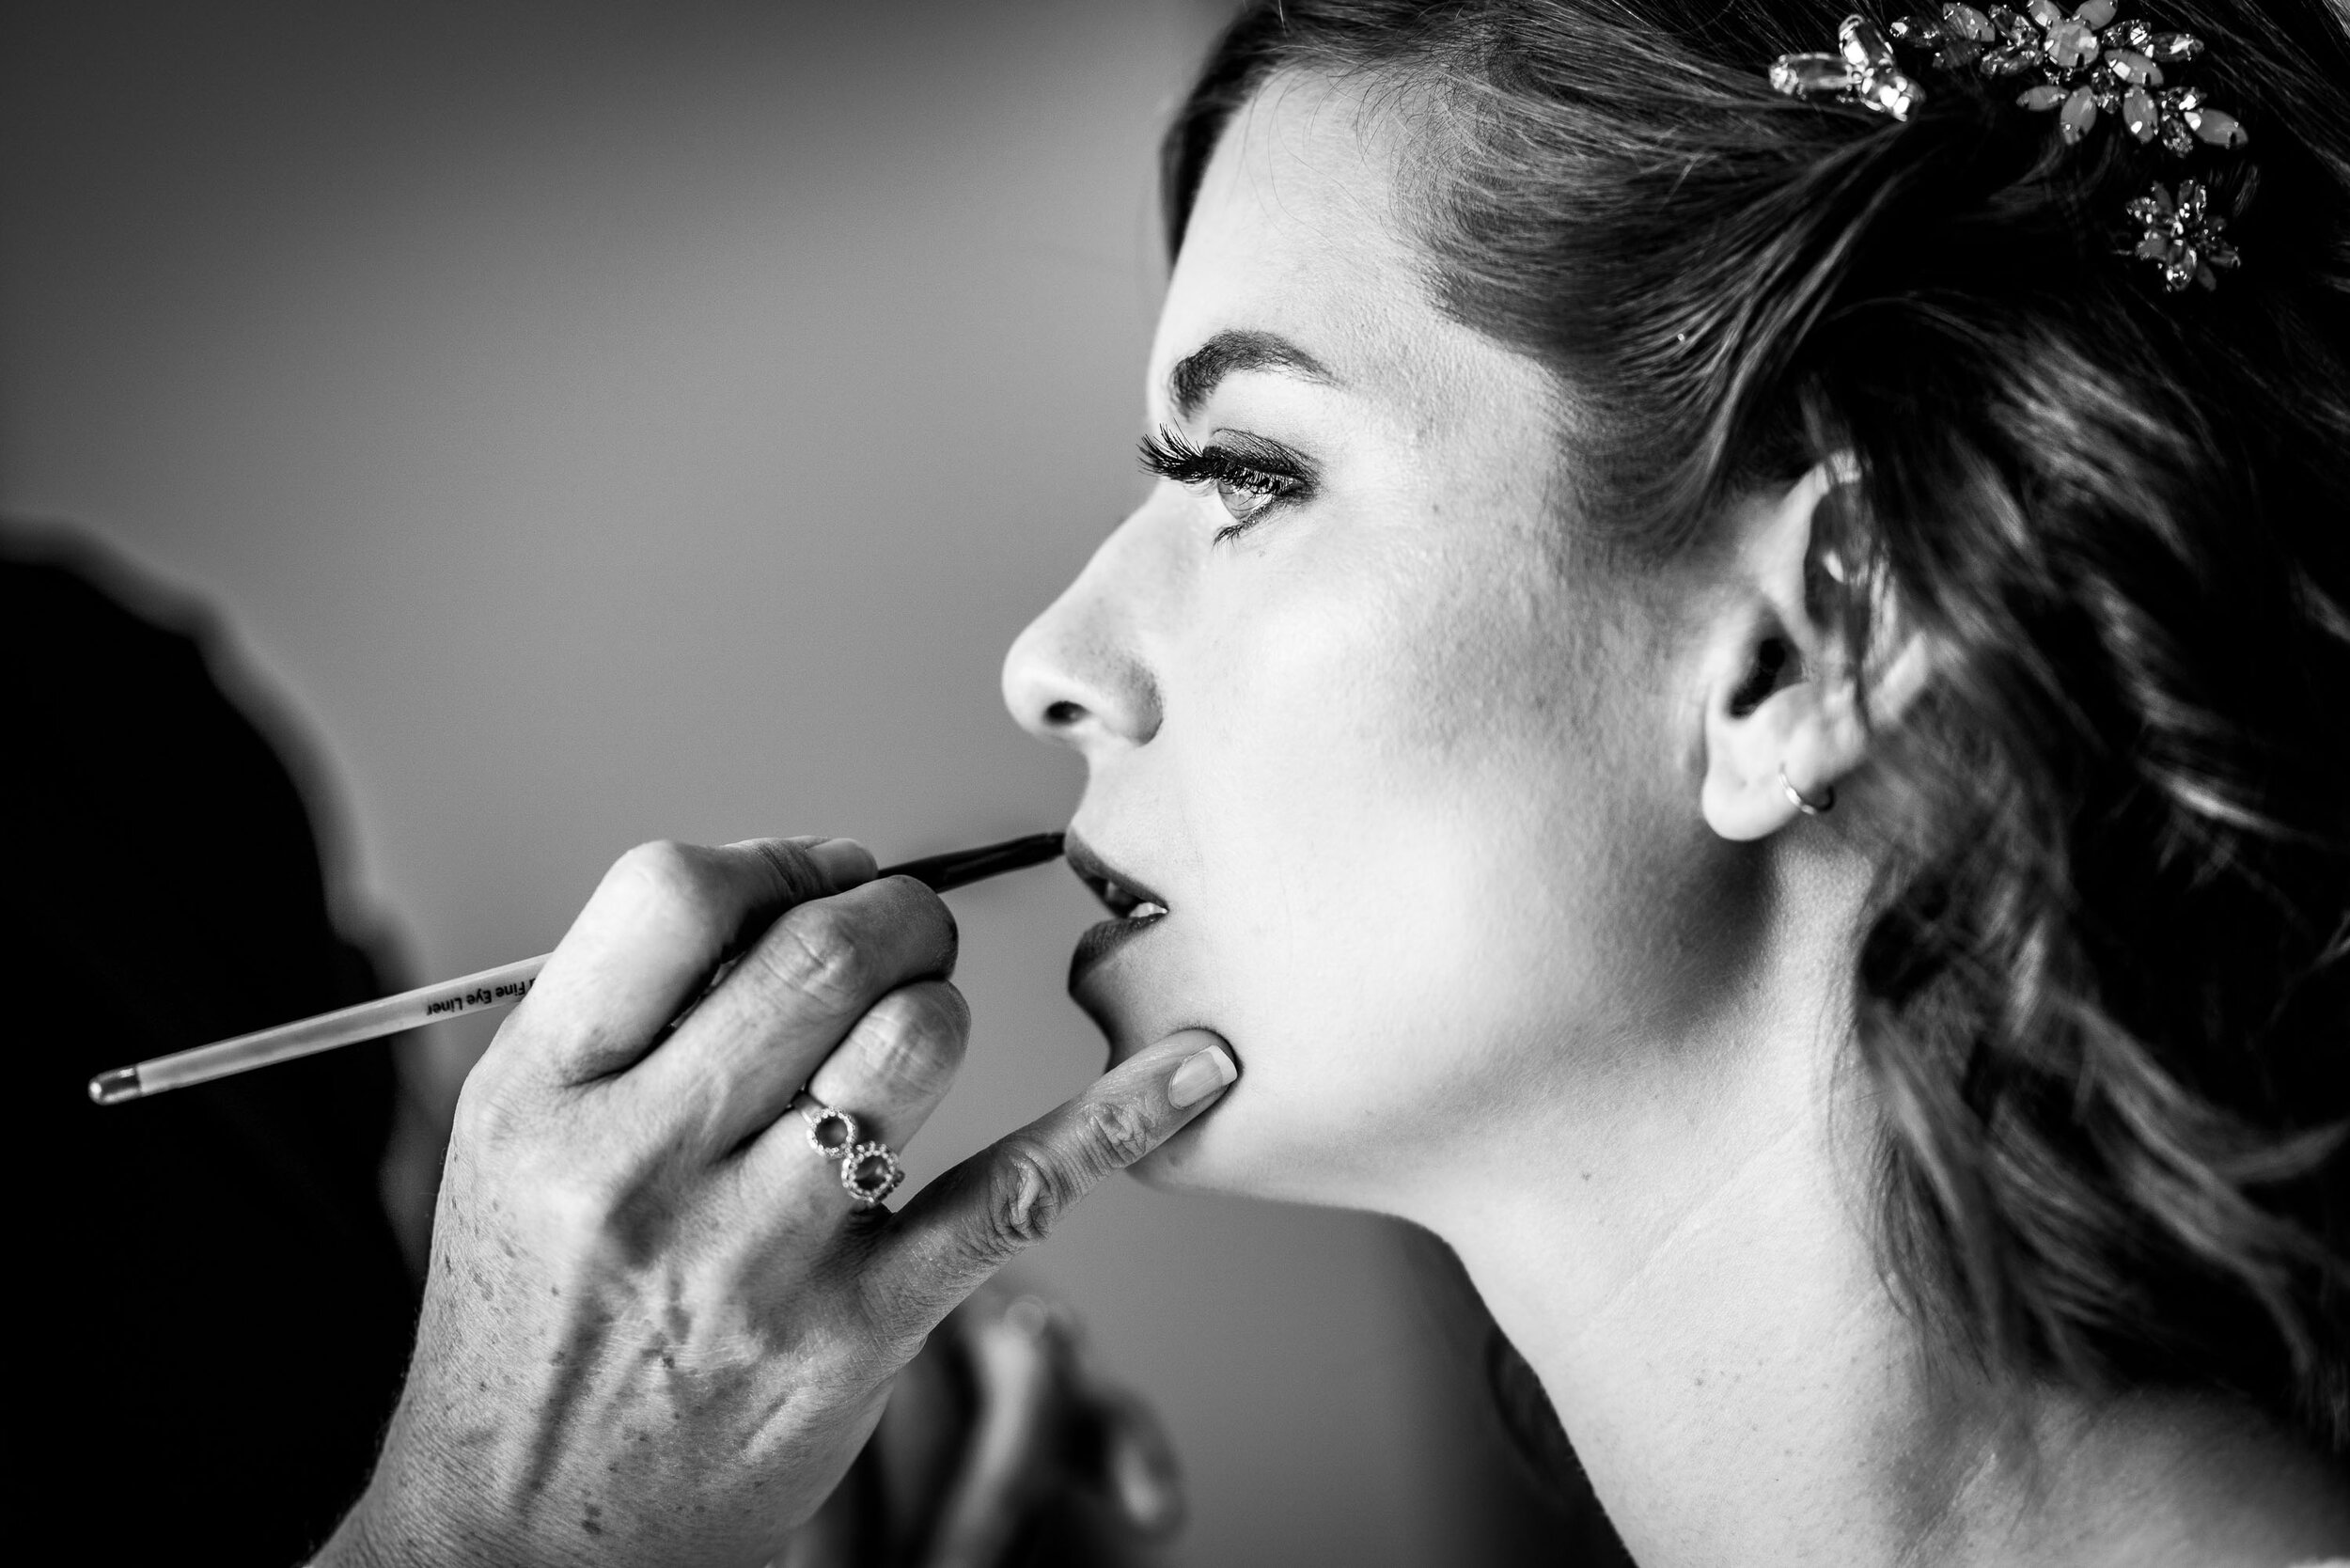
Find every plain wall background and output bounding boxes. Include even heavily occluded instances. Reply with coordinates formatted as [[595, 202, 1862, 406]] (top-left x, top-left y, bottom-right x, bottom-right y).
[[0, 3, 1571, 1561]]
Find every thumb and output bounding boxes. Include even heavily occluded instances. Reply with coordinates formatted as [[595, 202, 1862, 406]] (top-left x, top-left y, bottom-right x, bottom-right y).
[[862, 1030, 1237, 1340]]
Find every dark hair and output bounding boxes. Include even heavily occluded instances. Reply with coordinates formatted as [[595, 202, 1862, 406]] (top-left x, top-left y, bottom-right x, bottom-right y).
[[1166, 1, 2350, 1450]]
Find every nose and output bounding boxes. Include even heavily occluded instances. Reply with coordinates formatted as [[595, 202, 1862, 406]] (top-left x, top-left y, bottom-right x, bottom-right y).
[[1001, 511, 1165, 756]]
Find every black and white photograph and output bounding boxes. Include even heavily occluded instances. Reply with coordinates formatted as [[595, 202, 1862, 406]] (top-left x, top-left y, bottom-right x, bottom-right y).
[[7, 3, 2347, 1565]]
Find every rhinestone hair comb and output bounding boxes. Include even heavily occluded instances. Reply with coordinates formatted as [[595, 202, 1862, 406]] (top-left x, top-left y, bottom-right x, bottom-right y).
[[1769, 5, 2252, 292]]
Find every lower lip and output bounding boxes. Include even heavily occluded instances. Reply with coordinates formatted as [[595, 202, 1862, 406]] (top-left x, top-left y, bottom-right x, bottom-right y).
[[1068, 912, 1167, 989]]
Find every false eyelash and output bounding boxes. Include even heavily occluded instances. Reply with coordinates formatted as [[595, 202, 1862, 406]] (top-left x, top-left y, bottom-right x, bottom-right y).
[[1137, 426, 1316, 543], [1137, 425, 1227, 487], [1136, 426, 1310, 503]]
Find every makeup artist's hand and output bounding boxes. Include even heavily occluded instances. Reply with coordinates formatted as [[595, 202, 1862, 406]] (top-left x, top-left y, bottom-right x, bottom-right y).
[[313, 837, 1235, 1568]]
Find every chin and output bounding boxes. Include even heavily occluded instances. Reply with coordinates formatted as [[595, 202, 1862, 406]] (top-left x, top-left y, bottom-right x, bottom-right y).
[[1122, 1069, 1368, 1206], [1062, 896, 1358, 1201], [1073, 1007, 1250, 1192], [1074, 995, 1380, 1206], [1072, 1006, 1263, 1195]]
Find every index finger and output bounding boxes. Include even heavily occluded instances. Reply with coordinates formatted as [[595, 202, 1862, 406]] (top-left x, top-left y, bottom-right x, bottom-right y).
[[860, 1030, 1239, 1342], [505, 835, 877, 1084]]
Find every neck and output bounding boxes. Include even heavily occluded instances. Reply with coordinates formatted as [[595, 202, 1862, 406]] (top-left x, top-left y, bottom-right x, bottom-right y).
[[1411, 846, 2350, 1568]]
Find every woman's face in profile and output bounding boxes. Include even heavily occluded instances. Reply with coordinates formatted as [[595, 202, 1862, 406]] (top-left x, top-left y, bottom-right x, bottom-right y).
[[1003, 75, 1736, 1215]]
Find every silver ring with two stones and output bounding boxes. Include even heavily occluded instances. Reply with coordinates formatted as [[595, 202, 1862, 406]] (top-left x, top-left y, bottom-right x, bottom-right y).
[[795, 1092, 904, 1207]]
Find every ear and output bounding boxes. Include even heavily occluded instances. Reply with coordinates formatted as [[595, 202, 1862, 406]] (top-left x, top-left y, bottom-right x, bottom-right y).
[[1697, 461, 1931, 842]]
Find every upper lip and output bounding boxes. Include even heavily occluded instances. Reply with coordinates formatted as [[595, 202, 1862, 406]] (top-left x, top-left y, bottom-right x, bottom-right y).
[[1064, 831, 1170, 920]]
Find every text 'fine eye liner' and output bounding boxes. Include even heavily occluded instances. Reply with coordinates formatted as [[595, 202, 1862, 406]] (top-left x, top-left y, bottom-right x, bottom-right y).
[[87, 832, 1065, 1105]]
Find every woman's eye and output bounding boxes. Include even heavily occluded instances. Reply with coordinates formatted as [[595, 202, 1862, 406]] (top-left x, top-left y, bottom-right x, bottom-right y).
[[1213, 468, 1292, 527], [1136, 427, 1313, 541]]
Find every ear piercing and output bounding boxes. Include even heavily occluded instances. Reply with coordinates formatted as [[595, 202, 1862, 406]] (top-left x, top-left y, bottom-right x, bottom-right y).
[[1780, 764, 1837, 816]]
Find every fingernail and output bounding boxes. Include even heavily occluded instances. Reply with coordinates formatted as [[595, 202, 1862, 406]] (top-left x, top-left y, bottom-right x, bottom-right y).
[[807, 838, 871, 886], [1167, 1043, 1238, 1109]]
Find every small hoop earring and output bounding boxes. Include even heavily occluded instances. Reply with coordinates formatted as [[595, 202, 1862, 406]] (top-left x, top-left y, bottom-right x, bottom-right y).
[[1780, 764, 1835, 817]]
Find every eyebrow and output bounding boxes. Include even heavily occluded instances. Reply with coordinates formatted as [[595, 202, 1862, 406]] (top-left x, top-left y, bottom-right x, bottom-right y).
[[1167, 328, 1336, 421]]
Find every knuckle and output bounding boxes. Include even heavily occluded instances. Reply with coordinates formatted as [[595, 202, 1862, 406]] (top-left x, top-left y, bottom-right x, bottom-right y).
[[530, 1164, 633, 1251], [610, 839, 723, 931], [450, 1080, 502, 1148], [876, 877, 960, 977], [762, 903, 880, 1012], [543, 1161, 622, 1224], [1084, 1098, 1158, 1169], [982, 1143, 1073, 1254], [857, 984, 969, 1098], [613, 838, 698, 898], [738, 838, 831, 905], [451, 1064, 531, 1149]]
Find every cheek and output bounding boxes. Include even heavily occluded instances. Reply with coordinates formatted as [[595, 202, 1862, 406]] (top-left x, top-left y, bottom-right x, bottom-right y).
[[1169, 525, 1702, 1179]]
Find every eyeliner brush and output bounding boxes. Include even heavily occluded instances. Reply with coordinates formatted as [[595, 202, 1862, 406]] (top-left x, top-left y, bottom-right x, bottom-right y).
[[87, 831, 1065, 1105]]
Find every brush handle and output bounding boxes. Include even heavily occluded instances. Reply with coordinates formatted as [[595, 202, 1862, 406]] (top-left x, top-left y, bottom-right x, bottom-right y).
[[88, 831, 1062, 1105]]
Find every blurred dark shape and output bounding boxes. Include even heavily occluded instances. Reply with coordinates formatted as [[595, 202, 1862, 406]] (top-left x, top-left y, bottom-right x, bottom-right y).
[[5, 525, 417, 1562], [791, 1286, 1181, 1567]]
